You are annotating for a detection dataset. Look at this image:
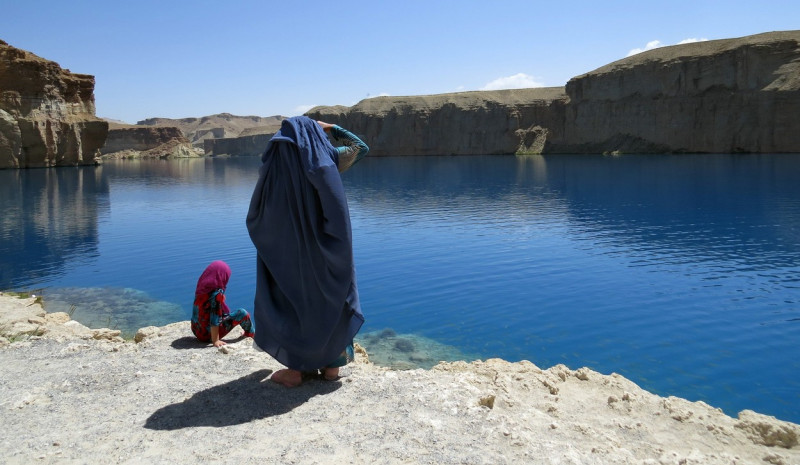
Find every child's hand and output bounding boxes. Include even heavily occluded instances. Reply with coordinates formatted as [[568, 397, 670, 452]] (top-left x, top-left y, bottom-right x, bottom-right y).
[[213, 340, 227, 348]]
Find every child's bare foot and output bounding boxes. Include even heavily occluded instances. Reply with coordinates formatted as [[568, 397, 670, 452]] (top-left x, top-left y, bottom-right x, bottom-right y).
[[323, 367, 340, 381], [271, 368, 302, 387]]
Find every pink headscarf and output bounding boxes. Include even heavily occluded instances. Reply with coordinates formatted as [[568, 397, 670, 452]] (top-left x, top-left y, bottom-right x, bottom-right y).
[[195, 260, 231, 312]]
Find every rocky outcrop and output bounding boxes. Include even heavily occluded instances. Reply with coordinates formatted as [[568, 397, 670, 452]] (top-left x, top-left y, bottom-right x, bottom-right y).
[[101, 124, 199, 159], [2, 292, 800, 464], [0, 40, 108, 168], [308, 30, 800, 155]]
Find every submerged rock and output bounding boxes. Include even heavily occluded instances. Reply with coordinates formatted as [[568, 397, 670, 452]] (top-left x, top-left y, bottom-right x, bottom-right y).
[[357, 329, 480, 370]]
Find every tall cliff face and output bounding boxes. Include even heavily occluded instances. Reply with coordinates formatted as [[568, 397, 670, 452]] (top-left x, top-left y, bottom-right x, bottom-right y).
[[0, 40, 108, 168], [204, 133, 274, 157], [307, 88, 567, 156], [308, 31, 800, 155], [561, 30, 800, 153]]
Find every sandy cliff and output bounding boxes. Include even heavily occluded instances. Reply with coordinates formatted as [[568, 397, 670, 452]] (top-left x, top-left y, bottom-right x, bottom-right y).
[[0, 40, 108, 169], [2, 293, 799, 464], [308, 30, 800, 156]]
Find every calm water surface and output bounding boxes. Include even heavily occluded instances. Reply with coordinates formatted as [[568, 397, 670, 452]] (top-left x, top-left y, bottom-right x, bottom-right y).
[[1, 154, 799, 423]]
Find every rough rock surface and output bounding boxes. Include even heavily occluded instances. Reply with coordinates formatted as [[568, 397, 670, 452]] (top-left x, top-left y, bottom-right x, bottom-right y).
[[2, 292, 799, 464], [308, 30, 800, 155], [101, 123, 199, 159], [203, 132, 275, 156], [562, 30, 800, 154], [0, 40, 108, 168], [307, 88, 567, 156]]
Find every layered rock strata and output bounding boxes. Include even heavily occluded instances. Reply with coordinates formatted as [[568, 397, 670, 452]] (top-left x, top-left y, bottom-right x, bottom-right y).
[[0, 40, 108, 168], [561, 30, 800, 154], [307, 88, 567, 156], [308, 30, 800, 155]]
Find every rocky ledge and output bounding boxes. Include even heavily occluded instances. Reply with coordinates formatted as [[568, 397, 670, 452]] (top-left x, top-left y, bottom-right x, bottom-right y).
[[1, 292, 798, 464]]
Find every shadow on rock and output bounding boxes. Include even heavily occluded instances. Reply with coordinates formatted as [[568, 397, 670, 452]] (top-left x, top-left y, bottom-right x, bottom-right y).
[[170, 336, 205, 349], [144, 369, 341, 429]]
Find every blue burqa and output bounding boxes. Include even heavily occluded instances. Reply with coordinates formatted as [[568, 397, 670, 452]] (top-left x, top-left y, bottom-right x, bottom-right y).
[[246, 116, 364, 371]]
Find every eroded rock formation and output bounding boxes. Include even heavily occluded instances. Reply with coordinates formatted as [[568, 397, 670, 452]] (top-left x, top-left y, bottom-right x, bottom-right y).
[[101, 124, 199, 159], [308, 30, 800, 155], [0, 40, 108, 168]]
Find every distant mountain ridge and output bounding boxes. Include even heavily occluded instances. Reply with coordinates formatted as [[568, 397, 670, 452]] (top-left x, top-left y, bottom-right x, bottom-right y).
[[136, 113, 284, 148]]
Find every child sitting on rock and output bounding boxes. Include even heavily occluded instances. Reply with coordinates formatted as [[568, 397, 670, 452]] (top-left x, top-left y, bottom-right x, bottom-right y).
[[191, 260, 254, 347]]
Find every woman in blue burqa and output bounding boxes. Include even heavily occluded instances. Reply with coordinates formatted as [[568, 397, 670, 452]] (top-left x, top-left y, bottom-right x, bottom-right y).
[[246, 115, 369, 387]]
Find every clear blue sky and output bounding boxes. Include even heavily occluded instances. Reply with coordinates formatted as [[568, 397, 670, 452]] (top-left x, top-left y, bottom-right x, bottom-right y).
[[2, 0, 797, 123]]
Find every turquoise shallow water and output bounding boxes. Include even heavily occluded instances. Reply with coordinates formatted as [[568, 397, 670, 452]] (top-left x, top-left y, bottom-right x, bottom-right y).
[[1, 154, 799, 423]]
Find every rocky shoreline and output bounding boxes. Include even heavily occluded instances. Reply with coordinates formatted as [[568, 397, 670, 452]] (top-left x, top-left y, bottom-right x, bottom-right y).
[[1, 292, 798, 464]]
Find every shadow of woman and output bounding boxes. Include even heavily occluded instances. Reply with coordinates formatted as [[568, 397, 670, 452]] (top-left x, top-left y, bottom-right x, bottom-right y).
[[144, 369, 341, 430]]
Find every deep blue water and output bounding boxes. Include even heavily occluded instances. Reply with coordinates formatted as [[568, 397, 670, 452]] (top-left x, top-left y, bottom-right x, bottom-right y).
[[1, 154, 799, 423]]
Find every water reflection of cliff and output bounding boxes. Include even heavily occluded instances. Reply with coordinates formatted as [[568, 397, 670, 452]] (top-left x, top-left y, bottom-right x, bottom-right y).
[[537, 154, 800, 272], [345, 155, 569, 226], [345, 154, 800, 271], [0, 166, 109, 289], [97, 157, 261, 188]]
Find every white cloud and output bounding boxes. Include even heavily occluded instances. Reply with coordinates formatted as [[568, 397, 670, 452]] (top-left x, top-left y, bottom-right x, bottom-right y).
[[678, 37, 709, 44], [480, 73, 544, 91], [627, 37, 709, 56], [627, 40, 664, 56]]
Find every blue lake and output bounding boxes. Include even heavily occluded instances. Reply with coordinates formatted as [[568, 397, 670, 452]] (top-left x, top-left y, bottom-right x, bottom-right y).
[[1, 154, 799, 423]]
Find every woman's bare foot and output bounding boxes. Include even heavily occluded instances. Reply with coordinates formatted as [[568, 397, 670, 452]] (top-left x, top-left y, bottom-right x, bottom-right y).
[[270, 368, 302, 387], [323, 367, 339, 381]]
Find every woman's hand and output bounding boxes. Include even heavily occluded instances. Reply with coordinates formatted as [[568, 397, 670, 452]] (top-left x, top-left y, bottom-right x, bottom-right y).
[[213, 339, 227, 348], [317, 121, 335, 132]]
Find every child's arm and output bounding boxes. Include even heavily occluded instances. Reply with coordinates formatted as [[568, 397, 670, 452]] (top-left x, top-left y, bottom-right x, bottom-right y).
[[210, 325, 226, 347], [209, 290, 227, 347]]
